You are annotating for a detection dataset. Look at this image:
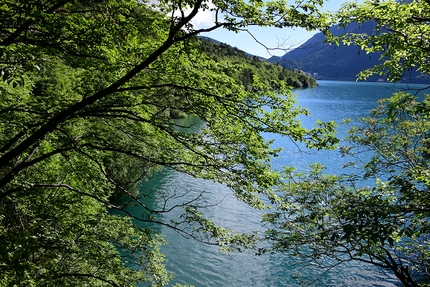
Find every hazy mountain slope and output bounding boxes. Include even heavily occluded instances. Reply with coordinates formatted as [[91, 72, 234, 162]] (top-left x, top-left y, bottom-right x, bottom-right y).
[[271, 22, 427, 82]]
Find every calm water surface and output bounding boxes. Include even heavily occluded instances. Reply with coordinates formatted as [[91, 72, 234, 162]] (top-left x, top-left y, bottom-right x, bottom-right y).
[[132, 81, 429, 287]]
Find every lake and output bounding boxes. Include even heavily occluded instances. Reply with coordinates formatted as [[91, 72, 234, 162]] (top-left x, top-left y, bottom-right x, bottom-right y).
[[128, 80, 429, 287]]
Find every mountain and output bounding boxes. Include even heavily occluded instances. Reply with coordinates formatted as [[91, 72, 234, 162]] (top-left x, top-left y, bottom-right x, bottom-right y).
[[270, 22, 427, 83]]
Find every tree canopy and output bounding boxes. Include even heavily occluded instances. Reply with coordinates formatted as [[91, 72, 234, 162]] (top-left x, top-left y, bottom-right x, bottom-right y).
[[0, 0, 336, 286]]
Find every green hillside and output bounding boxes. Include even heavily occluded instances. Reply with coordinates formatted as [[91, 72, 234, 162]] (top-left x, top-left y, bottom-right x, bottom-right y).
[[198, 38, 318, 89]]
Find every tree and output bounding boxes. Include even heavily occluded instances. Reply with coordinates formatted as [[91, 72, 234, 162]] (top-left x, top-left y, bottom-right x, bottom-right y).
[[264, 0, 430, 286], [265, 94, 430, 286], [0, 0, 337, 286]]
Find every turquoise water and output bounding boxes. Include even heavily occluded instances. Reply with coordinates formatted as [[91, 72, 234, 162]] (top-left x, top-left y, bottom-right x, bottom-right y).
[[131, 81, 429, 287]]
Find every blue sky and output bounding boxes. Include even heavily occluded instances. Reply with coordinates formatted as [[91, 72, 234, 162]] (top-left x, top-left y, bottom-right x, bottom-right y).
[[192, 0, 352, 58]]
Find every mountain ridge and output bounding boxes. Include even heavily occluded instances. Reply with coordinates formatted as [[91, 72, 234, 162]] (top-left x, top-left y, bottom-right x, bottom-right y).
[[270, 22, 429, 83]]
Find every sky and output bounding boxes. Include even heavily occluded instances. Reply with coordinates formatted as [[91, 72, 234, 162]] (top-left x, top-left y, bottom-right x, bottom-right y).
[[190, 0, 352, 58]]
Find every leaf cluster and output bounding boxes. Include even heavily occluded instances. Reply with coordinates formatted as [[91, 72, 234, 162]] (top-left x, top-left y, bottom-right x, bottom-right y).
[[266, 1, 430, 285], [266, 92, 430, 286]]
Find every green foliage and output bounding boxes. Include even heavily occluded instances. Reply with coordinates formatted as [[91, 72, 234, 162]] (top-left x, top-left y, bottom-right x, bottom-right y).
[[0, 0, 334, 285], [266, 1, 430, 285], [1, 189, 171, 287]]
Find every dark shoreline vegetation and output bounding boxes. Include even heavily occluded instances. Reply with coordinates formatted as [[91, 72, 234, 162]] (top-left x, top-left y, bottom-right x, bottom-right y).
[[1, 0, 429, 286]]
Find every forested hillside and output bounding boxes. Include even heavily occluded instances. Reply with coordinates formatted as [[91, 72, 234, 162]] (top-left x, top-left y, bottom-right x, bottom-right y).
[[199, 38, 318, 89]]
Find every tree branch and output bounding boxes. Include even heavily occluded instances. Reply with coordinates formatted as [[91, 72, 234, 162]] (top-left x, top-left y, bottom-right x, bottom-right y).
[[1, 1, 71, 46]]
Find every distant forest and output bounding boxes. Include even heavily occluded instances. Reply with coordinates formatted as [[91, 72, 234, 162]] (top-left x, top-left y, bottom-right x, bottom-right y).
[[198, 38, 318, 89]]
